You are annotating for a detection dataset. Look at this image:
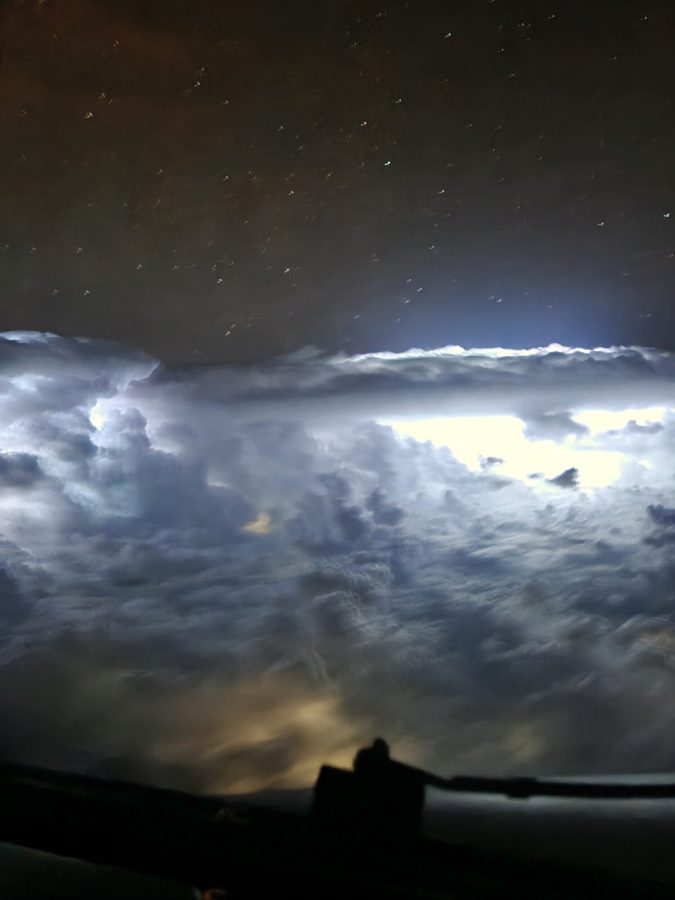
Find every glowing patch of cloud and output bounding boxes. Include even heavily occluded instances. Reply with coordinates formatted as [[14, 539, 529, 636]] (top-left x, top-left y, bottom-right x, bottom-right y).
[[574, 407, 667, 433], [383, 415, 625, 489], [89, 399, 106, 429], [242, 511, 272, 535], [148, 675, 368, 795], [347, 342, 660, 362]]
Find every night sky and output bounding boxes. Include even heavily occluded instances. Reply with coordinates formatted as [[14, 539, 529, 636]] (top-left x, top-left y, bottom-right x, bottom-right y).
[[2, 0, 674, 363]]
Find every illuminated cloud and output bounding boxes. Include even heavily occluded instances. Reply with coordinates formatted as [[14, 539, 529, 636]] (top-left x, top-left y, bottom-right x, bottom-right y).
[[242, 512, 272, 535], [2, 333, 675, 791], [381, 415, 626, 489]]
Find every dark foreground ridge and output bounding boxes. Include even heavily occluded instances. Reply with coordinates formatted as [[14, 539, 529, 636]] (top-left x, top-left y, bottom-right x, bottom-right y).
[[2, 739, 675, 898]]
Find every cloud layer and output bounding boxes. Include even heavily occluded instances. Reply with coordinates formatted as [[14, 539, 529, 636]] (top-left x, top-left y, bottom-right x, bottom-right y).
[[1, 333, 675, 793]]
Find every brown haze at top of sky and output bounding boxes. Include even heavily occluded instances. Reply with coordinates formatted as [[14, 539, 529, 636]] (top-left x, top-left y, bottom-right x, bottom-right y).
[[1, 0, 674, 362]]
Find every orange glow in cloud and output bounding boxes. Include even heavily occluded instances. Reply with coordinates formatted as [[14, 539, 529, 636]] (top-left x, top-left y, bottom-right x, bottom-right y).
[[148, 674, 370, 795]]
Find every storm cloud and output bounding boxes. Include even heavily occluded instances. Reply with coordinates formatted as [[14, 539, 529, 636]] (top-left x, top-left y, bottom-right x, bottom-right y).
[[1, 333, 675, 792]]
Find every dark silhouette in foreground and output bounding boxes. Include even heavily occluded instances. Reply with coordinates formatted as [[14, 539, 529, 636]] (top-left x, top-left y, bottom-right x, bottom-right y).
[[314, 737, 426, 848], [354, 736, 392, 771], [2, 740, 675, 898]]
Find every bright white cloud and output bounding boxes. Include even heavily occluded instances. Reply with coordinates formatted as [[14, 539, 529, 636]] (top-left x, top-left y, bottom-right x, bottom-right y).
[[1, 334, 675, 792], [381, 414, 627, 488], [574, 406, 668, 433]]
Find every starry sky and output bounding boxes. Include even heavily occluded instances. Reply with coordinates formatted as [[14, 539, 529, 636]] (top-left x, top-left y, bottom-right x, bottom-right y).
[[1, 0, 674, 363]]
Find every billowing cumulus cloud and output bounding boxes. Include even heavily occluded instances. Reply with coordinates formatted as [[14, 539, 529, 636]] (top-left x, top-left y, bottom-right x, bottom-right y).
[[1, 333, 675, 793]]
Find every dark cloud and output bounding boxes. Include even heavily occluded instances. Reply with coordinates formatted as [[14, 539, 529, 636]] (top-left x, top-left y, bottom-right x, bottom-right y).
[[366, 487, 405, 526], [648, 504, 675, 528], [644, 504, 675, 548], [0, 453, 43, 488], [0, 568, 29, 626], [549, 467, 579, 489], [480, 455, 504, 469]]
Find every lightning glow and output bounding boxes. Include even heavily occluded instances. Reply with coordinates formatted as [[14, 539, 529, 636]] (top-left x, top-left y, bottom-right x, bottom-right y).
[[383, 413, 627, 489], [574, 407, 667, 433]]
